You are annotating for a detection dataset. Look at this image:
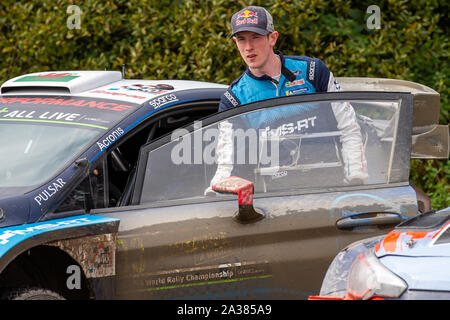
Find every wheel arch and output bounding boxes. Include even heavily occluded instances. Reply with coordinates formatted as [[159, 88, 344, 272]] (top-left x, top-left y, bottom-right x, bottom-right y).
[[0, 244, 92, 299], [0, 215, 119, 299]]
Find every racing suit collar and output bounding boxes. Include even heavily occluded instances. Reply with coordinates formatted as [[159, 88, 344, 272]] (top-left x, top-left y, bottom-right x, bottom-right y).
[[245, 51, 296, 82]]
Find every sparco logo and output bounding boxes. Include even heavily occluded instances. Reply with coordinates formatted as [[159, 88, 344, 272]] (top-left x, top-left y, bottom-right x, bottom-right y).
[[309, 61, 315, 81], [224, 91, 238, 107]]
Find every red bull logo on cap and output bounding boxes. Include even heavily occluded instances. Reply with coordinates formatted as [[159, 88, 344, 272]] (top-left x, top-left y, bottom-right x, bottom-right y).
[[236, 10, 258, 25]]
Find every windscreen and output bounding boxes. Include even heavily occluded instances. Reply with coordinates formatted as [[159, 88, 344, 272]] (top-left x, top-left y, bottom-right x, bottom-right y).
[[0, 123, 100, 188], [0, 95, 139, 189]]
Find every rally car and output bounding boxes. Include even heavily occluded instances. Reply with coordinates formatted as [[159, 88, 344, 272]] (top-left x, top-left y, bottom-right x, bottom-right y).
[[0, 71, 447, 299], [311, 206, 450, 300]]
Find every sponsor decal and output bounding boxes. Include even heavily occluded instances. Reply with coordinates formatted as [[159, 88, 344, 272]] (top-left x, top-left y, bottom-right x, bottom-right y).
[[262, 116, 317, 137], [1, 109, 81, 122], [34, 178, 66, 206], [97, 127, 124, 151], [14, 72, 80, 82], [308, 61, 315, 81], [285, 79, 305, 87], [90, 90, 147, 99], [224, 91, 239, 107], [271, 170, 287, 180], [0, 107, 108, 130], [285, 87, 308, 95], [139, 261, 271, 292], [236, 10, 258, 25], [82, 117, 111, 125], [148, 93, 178, 109], [0, 97, 134, 112], [90, 95, 191, 163], [0, 215, 120, 259], [291, 69, 303, 76], [116, 84, 174, 95], [0, 217, 88, 245]]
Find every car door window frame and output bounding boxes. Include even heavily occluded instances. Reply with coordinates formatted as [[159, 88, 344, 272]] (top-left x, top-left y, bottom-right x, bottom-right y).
[[130, 92, 413, 206]]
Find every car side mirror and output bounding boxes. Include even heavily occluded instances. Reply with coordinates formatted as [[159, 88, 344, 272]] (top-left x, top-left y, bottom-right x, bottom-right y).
[[212, 176, 265, 224]]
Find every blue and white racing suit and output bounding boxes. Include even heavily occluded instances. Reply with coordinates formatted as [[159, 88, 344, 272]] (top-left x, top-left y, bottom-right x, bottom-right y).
[[218, 51, 333, 111], [208, 51, 368, 192]]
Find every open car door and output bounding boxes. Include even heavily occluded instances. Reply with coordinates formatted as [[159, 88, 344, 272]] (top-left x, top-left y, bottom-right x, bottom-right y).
[[100, 92, 426, 299]]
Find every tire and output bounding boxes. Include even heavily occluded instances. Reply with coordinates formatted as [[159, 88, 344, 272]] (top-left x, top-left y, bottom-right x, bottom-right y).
[[3, 288, 65, 300]]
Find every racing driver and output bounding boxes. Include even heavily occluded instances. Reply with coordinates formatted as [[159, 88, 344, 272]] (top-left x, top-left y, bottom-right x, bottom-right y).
[[206, 6, 368, 193]]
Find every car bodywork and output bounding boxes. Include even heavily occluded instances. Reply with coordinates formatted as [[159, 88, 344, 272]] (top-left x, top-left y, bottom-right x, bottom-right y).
[[312, 206, 450, 300], [0, 71, 448, 299]]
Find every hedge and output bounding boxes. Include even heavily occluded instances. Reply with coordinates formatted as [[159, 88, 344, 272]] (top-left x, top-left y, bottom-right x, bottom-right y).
[[0, 0, 448, 209]]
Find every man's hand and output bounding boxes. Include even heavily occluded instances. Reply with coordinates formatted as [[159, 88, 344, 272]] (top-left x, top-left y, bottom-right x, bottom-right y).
[[347, 178, 365, 186], [204, 186, 219, 196], [345, 174, 369, 186]]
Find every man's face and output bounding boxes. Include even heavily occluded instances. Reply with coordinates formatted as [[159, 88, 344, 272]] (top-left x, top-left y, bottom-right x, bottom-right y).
[[233, 31, 278, 70]]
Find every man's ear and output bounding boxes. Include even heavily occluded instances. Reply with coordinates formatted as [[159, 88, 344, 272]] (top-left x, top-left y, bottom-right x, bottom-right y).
[[268, 31, 279, 47]]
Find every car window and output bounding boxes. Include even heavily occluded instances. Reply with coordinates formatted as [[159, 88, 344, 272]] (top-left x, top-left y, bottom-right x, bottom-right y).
[[137, 97, 403, 204], [54, 161, 106, 213], [0, 123, 101, 189], [103, 102, 220, 207], [0, 95, 139, 191]]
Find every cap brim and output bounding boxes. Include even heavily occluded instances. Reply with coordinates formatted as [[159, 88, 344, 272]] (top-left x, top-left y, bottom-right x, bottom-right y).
[[229, 27, 270, 38]]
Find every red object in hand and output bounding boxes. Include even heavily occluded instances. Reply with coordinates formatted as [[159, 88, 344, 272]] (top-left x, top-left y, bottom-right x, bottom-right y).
[[212, 176, 264, 224], [212, 176, 254, 206]]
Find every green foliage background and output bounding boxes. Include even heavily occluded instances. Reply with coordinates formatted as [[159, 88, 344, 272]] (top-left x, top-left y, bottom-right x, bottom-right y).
[[0, 0, 448, 209]]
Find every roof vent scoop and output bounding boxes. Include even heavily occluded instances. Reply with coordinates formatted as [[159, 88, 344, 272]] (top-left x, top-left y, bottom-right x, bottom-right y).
[[0, 71, 122, 95]]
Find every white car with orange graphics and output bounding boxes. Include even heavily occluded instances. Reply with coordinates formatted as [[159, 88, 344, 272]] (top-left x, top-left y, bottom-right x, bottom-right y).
[[313, 206, 450, 300]]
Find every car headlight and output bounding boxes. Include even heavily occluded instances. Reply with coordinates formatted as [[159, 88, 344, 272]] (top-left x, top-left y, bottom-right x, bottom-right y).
[[347, 251, 407, 300]]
